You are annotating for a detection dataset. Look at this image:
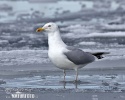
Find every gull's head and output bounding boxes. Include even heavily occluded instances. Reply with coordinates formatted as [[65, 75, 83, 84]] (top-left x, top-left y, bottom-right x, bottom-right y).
[[36, 22, 59, 33]]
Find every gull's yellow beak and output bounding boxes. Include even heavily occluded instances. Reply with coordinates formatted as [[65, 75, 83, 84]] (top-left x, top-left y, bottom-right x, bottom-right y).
[[36, 27, 45, 32]]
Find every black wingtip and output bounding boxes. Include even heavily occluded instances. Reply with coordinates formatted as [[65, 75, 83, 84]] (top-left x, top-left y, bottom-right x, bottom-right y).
[[92, 52, 109, 59]]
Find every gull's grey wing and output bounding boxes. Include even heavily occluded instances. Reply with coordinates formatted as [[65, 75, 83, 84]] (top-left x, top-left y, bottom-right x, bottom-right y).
[[64, 46, 95, 65]]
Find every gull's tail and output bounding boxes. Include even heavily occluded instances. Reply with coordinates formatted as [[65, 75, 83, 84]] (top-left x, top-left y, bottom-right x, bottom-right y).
[[92, 52, 109, 59]]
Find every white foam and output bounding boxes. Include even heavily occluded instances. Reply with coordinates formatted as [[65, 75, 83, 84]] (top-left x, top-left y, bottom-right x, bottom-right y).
[[103, 24, 125, 30], [79, 41, 97, 45], [0, 50, 49, 66], [86, 32, 125, 37]]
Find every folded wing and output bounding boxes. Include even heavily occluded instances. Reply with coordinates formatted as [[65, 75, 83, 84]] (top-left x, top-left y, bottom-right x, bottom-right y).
[[64, 46, 95, 65]]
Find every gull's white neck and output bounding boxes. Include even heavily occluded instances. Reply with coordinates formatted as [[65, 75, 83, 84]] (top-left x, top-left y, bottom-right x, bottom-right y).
[[48, 30, 66, 50]]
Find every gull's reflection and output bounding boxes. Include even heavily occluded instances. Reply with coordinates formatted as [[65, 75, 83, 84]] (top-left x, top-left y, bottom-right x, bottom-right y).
[[61, 81, 83, 89]]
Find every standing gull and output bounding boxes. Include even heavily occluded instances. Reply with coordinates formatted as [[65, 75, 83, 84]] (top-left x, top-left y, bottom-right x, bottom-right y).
[[36, 22, 108, 82]]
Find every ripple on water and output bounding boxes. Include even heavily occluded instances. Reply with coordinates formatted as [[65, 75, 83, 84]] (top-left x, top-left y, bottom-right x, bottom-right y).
[[0, 74, 125, 92]]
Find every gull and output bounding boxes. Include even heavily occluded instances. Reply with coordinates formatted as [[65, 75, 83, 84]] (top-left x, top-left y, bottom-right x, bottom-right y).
[[36, 22, 108, 82]]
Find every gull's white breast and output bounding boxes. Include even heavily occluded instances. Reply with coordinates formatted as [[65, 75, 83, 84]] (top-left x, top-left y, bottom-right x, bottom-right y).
[[48, 48, 76, 70]]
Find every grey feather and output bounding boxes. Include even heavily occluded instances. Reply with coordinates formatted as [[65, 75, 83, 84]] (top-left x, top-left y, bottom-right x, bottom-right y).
[[64, 46, 95, 65]]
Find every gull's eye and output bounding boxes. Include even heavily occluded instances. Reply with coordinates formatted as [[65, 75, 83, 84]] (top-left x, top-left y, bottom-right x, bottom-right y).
[[48, 25, 51, 27]]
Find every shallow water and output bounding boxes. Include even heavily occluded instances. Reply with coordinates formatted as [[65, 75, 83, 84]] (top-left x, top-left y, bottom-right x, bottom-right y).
[[0, 71, 125, 93]]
